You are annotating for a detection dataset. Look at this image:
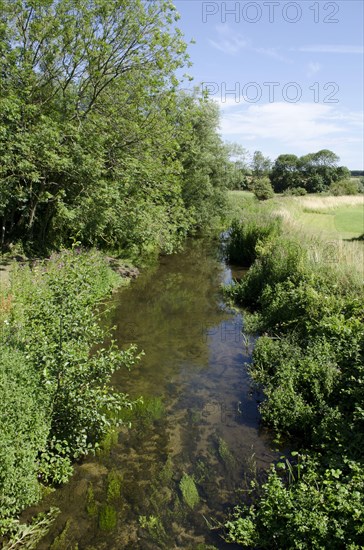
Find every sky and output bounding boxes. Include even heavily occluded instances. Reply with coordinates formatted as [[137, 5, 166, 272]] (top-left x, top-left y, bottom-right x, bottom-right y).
[[173, 0, 364, 169]]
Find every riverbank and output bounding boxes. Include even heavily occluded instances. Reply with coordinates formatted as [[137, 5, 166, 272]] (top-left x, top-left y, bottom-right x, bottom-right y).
[[223, 197, 364, 548], [0, 248, 141, 548]]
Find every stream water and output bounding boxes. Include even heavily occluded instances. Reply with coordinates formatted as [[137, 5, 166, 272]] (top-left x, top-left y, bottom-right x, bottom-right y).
[[31, 238, 276, 550]]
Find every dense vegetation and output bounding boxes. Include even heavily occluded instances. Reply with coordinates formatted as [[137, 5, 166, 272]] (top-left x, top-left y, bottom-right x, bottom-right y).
[[223, 197, 364, 548], [1, 1, 362, 547], [0, 249, 139, 546], [0, 0, 233, 258]]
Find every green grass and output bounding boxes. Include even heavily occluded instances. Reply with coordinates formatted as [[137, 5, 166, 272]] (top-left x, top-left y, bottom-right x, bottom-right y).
[[334, 207, 364, 236], [227, 191, 364, 277]]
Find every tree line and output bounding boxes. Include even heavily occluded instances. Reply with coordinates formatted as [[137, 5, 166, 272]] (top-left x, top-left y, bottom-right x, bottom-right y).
[[0, 0, 234, 257], [229, 148, 362, 199]]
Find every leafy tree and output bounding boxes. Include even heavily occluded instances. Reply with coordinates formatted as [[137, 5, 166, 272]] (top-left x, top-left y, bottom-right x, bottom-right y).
[[251, 151, 272, 180], [174, 91, 231, 230], [298, 150, 340, 192], [270, 154, 302, 192], [270, 150, 350, 193], [0, 0, 208, 255]]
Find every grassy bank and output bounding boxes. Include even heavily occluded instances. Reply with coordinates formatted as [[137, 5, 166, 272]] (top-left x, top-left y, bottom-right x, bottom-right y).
[[223, 194, 364, 548], [0, 249, 139, 548], [227, 191, 364, 277]]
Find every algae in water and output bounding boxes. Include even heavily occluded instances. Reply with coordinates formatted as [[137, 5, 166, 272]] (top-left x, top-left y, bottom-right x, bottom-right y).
[[179, 473, 200, 509]]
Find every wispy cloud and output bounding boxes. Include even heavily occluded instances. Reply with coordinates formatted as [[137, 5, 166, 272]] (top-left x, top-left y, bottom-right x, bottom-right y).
[[209, 25, 248, 55], [209, 25, 290, 62], [216, 102, 363, 162], [306, 62, 321, 77], [298, 45, 363, 54]]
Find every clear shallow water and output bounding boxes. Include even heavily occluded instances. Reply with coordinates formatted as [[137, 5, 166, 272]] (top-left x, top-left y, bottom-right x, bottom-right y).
[[29, 239, 276, 549]]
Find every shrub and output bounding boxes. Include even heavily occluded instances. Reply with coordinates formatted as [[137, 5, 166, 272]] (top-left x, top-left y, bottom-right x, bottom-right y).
[[283, 186, 307, 196], [252, 177, 274, 200], [9, 249, 138, 466], [330, 179, 360, 195], [224, 458, 364, 549], [226, 214, 282, 265], [0, 346, 49, 518]]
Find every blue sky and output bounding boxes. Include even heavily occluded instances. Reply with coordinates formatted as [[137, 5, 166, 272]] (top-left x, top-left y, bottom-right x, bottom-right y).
[[173, 0, 364, 169]]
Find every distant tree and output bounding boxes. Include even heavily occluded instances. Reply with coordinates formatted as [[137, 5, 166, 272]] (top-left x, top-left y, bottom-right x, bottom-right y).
[[251, 151, 272, 180], [270, 154, 302, 193], [270, 150, 350, 194], [299, 150, 340, 192], [224, 143, 251, 189]]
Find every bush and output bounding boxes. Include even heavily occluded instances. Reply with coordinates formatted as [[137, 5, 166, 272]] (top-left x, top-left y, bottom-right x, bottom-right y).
[[251, 177, 274, 200], [0, 347, 49, 518], [330, 179, 360, 195], [226, 236, 306, 307], [224, 204, 364, 547], [0, 248, 139, 534], [283, 186, 307, 196], [226, 214, 282, 265], [225, 458, 364, 549]]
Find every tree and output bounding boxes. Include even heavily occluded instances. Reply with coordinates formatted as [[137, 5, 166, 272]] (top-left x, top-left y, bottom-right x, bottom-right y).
[[252, 177, 274, 200], [270, 154, 301, 193], [174, 90, 231, 230], [0, 0, 194, 254], [251, 151, 272, 180], [298, 150, 340, 192]]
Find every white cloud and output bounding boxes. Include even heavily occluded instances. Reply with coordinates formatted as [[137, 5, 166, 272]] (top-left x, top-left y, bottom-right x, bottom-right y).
[[298, 45, 364, 54], [306, 62, 321, 77], [217, 102, 363, 162]]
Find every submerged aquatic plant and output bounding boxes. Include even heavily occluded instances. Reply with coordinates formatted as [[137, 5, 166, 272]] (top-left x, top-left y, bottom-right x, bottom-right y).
[[99, 504, 117, 531], [139, 515, 166, 543], [217, 437, 236, 470], [86, 484, 98, 518], [179, 473, 200, 510], [107, 470, 122, 503]]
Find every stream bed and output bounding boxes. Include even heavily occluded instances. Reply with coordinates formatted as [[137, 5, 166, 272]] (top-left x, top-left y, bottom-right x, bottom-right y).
[[30, 238, 276, 549]]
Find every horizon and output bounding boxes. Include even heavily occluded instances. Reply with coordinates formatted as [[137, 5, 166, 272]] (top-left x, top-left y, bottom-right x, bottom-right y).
[[174, 0, 364, 170]]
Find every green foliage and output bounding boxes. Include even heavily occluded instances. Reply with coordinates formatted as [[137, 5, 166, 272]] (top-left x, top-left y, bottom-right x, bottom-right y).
[[224, 199, 364, 547], [85, 485, 98, 518], [251, 177, 274, 201], [217, 437, 236, 470], [107, 470, 122, 503], [179, 473, 200, 510], [225, 458, 364, 549], [330, 179, 361, 195], [50, 519, 73, 550], [0, 508, 60, 550], [0, 346, 49, 517], [98, 504, 117, 531], [0, 249, 138, 532], [283, 186, 307, 196], [139, 515, 167, 543], [270, 150, 350, 193], [226, 213, 282, 265], [0, 1, 231, 257]]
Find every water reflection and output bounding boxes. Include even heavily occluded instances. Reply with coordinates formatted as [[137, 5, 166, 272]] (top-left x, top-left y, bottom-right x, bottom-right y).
[[31, 239, 275, 550]]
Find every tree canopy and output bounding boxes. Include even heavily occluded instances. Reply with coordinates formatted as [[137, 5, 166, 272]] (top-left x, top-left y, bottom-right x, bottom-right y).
[[0, 0, 232, 256], [270, 150, 350, 193]]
